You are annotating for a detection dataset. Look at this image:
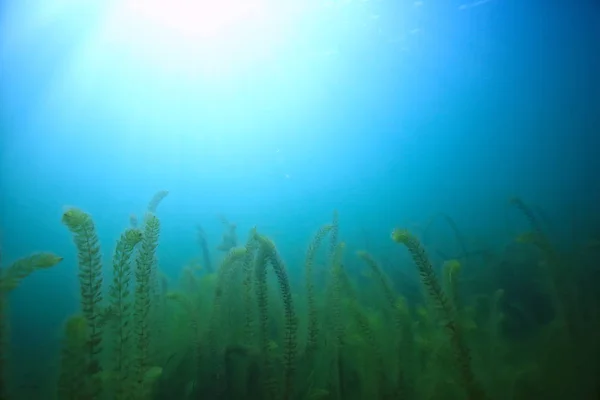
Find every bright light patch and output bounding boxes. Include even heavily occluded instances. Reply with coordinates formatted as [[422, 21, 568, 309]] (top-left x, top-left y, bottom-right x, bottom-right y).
[[126, 0, 266, 39], [98, 0, 298, 78]]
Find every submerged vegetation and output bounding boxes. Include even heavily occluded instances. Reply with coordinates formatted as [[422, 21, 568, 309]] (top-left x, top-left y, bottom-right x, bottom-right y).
[[0, 191, 599, 399]]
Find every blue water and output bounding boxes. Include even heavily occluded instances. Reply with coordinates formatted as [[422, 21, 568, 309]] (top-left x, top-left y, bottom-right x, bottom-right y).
[[0, 0, 598, 396]]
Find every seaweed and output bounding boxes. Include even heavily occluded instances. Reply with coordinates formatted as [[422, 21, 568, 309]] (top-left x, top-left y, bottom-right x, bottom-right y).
[[62, 207, 104, 399]]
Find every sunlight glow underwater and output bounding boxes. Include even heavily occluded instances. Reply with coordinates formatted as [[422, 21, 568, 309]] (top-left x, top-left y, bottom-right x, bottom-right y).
[[2, 0, 314, 83], [1, 0, 328, 148], [1, 0, 394, 150], [101, 0, 307, 77]]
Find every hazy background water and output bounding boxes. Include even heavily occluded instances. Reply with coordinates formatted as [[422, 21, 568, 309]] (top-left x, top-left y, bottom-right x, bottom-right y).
[[0, 0, 598, 388]]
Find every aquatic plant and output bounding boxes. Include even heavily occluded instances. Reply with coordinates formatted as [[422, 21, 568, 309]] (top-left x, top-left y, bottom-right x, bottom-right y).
[[254, 232, 298, 400], [242, 228, 258, 346], [109, 228, 143, 400], [337, 254, 389, 398], [392, 228, 487, 400], [147, 190, 169, 214], [0, 253, 63, 292], [357, 250, 410, 397], [62, 207, 105, 399], [304, 223, 333, 357], [3, 192, 599, 400], [57, 315, 89, 400], [422, 212, 470, 265], [133, 213, 161, 399], [0, 252, 63, 400], [207, 246, 247, 395]]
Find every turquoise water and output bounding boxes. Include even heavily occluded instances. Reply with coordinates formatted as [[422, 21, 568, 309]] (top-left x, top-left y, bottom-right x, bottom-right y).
[[0, 1, 598, 399]]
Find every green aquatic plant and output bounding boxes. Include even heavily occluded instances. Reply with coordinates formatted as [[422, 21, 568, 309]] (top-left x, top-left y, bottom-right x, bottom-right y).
[[109, 228, 143, 400], [304, 224, 333, 357], [133, 213, 161, 399], [254, 236, 278, 400], [329, 210, 339, 264], [165, 291, 203, 390], [392, 228, 487, 400], [217, 214, 238, 252], [57, 315, 89, 400], [329, 242, 347, 349], [147, 190, 169, 213], [242, 229, 258, 347], [62, 207, 105, 399], [326, 242, 349, 399], [6, 195, 599, 399], [509, 197, 599, 397], [207, 246, 247, 395], [0, 253, 63, 292], [0, 287, 5, 400], [357, 250, 410, 398], [422, 212, 470, 265], [253, 232, 298, 400], [337, 257, 389, 398], [443, 259, 463, 312], [0, 252, 63, 400], [196, 224, 213, 273]]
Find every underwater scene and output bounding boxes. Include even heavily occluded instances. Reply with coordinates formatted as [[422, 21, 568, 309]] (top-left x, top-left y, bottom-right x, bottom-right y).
[[0, 0, 599, 399]]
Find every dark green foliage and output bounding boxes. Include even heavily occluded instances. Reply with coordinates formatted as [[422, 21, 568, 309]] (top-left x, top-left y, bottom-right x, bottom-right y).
[[62, 207, 104, 399], [4, 197, 600, 400], [0, 253, 63, 292], [392, 229, 486, 400], [0, 289, 6, 400], [305, 224, 333, 357], [57, 316, 88, 400], [134, 213, 160, 395], [263, 239, 297, 400], [110, 228, 143, 400], [207, 246, 247, 397], [254, 240, 278, 400], [0, 252, 63, 400], [422, 212, 470, 265], [242, 230, 258, 346]]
